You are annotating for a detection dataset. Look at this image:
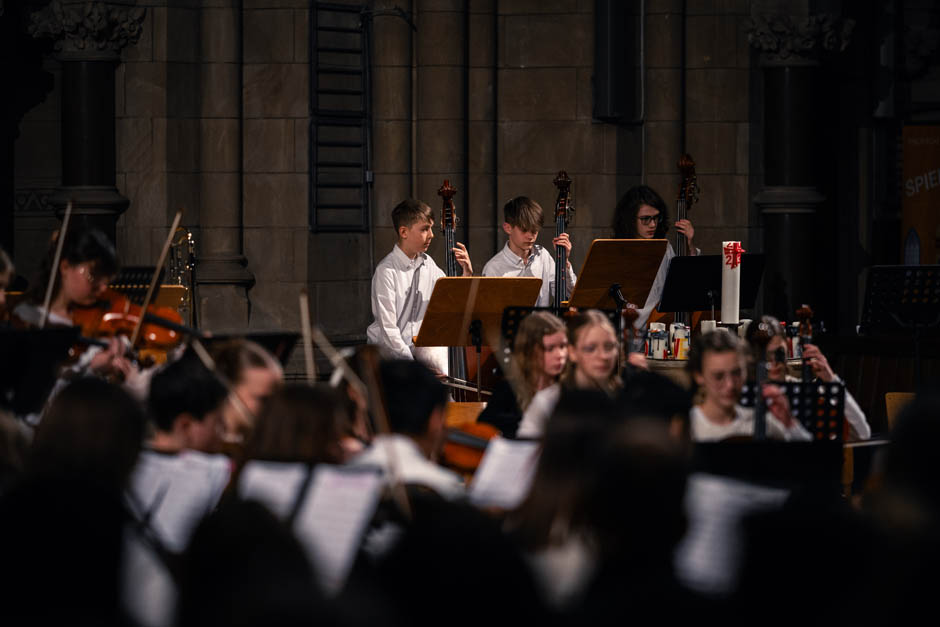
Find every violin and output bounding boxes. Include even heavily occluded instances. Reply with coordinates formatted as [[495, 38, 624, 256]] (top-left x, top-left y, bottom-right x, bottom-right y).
[[442, 420, 500, 479], [70, 289, 187, 365]]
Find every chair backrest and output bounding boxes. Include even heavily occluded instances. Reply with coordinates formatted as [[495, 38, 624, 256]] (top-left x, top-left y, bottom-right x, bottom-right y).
[[885, 392, 916, 431]]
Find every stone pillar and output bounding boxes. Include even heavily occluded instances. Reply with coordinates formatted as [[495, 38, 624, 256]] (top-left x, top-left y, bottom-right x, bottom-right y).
[[747, 12, 853, 318], [29, 1, 145, 242], [195, 2, 253, 330]]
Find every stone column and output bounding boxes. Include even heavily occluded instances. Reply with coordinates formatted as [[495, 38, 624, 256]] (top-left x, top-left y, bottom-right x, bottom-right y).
[[195, 2, 253, 330], [29, 0, 145, 241], [747, 12, 853, 319]]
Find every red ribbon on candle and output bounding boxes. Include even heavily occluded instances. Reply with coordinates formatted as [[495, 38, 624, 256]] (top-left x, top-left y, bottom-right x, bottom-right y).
[[723, 241, 746, 269]]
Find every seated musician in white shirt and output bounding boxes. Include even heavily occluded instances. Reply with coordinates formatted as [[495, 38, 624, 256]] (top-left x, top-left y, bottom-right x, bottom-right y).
[[482, 196, 575, 307], [611, 185, 699, 329], [348, 359, 464, 500], [688, 331, 811, 442], [366, 199, 472, 374]]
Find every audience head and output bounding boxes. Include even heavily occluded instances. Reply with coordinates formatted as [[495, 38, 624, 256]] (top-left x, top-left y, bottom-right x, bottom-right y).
[[148, 353, 228, 453], [510, 389, 615, 549], [30, 377, 146, 491], [179, 499, 323, 627], [244, 383, 348, 465], [612, 185, 670, 239], [688, 330, 745, 411], [564, 309, 620, 392]]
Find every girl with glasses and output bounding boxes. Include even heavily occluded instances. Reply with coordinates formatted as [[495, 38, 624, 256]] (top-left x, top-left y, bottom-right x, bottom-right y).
[[611, 185, 700, 329]]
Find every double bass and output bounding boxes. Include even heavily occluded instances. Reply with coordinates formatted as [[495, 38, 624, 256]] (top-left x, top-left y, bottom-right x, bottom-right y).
[[674, 154, 700, 327], [437, 181, 472, 397], [552, 171, 575, 310]]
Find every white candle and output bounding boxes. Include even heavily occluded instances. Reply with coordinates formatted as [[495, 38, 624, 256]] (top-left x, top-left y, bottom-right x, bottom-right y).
[[721, 241, 745, 324]]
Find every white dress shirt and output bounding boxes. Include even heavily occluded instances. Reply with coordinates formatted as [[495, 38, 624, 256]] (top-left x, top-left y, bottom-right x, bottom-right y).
[[690, 405, 812, 442], [366, 245, 447, 370], [482, 243, 577, 307], [632, 241, 700, 329], [347, 433, 465, 500]]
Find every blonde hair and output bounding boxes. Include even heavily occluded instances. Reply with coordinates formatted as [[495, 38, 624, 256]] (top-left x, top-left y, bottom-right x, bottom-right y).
[[561, 309, 621, 393], [512, 311, 567, 410]]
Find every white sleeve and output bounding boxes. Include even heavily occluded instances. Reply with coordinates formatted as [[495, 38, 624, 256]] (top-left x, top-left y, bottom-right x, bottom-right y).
[[841, 385, 871, 440], [517, 386, 559, 439], [371, 269, 413, 361], [566, 261, 577, 298], [767, 415, 813, 442]]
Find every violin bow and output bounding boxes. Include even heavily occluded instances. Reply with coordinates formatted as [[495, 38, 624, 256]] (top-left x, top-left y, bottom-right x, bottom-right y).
[[39, 201, 73, 329], [299, 289, 317, 384], [129, 209, 183, 348], [310, 324, 412, 521]]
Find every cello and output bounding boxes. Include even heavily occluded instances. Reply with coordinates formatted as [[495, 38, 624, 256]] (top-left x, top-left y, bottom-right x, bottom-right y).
[[552, 171, 574, 311]]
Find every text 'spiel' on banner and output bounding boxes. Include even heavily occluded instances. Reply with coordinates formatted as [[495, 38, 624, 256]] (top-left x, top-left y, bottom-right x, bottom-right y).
[[901, 125, 940, 265]]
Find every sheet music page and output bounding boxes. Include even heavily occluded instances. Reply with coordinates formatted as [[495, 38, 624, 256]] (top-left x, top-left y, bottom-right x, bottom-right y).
[[674, 472, 790, 597], [468, 436, 540, 510], [128, 451, 231, 553], [292, 465, 383, 596], [237, 461, 309, 518]]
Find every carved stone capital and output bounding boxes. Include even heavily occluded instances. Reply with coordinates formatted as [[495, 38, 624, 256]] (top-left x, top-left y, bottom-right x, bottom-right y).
[[28, 1, 146, 61], [746, 13, 855, 66]]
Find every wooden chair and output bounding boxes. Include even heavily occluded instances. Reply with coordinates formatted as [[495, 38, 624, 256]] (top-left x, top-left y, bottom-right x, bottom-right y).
[[885, 392, 916, 431]]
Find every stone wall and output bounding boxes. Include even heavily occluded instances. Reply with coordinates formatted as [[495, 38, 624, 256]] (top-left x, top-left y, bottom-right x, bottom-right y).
[[12, 0, 765, 365]]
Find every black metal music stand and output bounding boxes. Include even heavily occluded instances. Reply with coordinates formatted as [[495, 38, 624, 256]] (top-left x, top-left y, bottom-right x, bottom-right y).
[[110, 266, 166, 304], [0, 327, 80, 416], [659, 254, 765, 320], [739, 379, 847, 442], [859, 265, 940, 387]]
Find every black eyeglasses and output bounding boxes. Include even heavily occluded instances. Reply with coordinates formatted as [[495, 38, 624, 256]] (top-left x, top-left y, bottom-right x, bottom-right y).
[[638, 214, 662, 226]]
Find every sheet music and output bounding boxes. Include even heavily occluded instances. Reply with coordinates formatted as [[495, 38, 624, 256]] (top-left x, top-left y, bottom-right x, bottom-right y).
[[128, 451, 231, 553], [292, 465, 383, 596], [468, 436, 540, 509], [674, 472, 789, 596], [237, 461, 309, 518]]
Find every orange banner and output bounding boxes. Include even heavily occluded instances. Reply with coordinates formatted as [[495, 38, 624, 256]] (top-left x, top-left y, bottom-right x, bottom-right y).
[[901, 125, 940, 264]]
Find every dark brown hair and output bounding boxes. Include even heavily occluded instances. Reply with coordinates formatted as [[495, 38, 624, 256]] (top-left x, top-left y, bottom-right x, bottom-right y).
[[392, 198, 434, 231], [243, 384, 348, 465], [611, 185, 670, 239], [687, 330, 743, 375], [503, 196, 544, 233]]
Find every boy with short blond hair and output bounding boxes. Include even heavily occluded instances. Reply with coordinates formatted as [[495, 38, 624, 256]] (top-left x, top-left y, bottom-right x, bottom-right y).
[[481, 196, 575, 307], [366, 199, 472, 371]]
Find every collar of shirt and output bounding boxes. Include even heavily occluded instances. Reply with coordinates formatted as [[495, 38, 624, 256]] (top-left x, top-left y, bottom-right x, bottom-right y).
[[500, 242, 542, 268], [391, 244, 427, 270]]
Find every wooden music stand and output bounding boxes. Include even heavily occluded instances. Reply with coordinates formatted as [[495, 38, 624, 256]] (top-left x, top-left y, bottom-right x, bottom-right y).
[[567, 239, 668, 309], [414, 277, 543, 399]]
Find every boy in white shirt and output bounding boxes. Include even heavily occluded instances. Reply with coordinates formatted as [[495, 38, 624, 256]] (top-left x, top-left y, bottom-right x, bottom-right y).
[[482, 196, 575, 307], [688, 331, 811, 442], [366, 199, 472, 372]]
